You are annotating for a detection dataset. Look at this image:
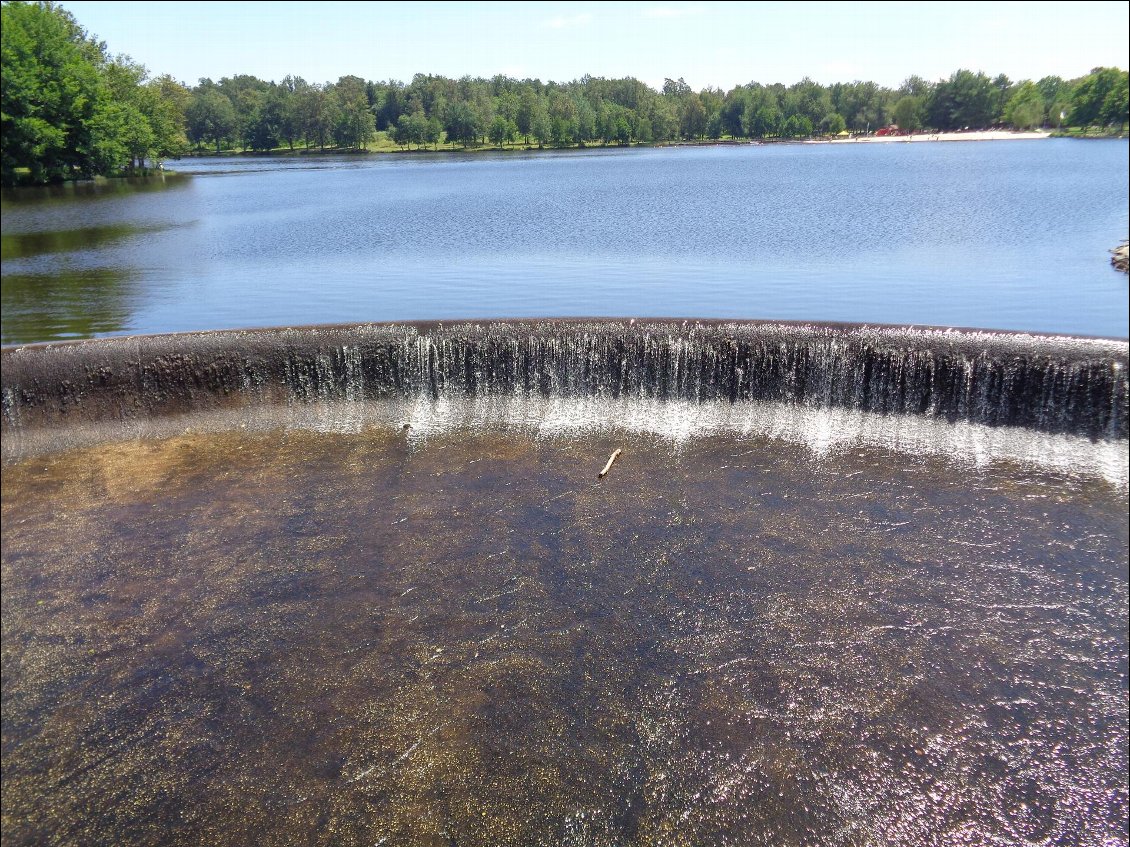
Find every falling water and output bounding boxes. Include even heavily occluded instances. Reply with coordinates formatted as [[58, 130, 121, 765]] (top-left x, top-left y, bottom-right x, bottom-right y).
[[3, 321, 1126, 482]]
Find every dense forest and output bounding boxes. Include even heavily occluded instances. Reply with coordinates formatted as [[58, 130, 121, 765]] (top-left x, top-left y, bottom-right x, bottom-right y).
[[3, 1, 1128, 185]]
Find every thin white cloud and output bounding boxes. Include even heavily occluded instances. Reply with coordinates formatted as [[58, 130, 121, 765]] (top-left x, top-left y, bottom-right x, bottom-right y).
[[541, 12, 594, 29], [643, 3, 705, 19]]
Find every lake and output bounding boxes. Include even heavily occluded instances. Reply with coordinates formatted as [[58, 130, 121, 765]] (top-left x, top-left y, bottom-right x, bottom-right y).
[[1, 139, 1127, 345]]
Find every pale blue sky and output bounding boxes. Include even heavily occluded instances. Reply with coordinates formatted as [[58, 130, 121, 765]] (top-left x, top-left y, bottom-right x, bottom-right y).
[[62, 1, 1129, 90]]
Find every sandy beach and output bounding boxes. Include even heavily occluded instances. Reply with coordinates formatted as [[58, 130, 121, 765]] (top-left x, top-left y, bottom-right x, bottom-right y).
[[809, 129, 1052, 144]]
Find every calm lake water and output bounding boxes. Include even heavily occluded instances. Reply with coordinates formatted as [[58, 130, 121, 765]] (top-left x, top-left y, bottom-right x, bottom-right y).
[[1, 139, 1127, 344]]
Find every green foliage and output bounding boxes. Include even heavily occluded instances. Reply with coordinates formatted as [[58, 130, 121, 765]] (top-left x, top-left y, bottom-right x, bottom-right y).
[[679, 94, 707, 140], [146, 75, 191, 158], [743, 102, 781, 139], [1068, 67, 1129, 130], [820, 112, 846, 135], [892, 97, 924, 132], [394, 111, 430, 149], [705, 111, 723, 140], [487, 115, 517, 147], [1, 1, 189, 184], [1036, 76, 1073, 127], [332, 75, 375, 149], [720, 87, 750, 138], [444, 101, 481, 147], [187, 89, 236, 153], [531, 109, 552, 148], [2, 1, 109, 183], [991, 74, 1014, 123], [832, 80, 887, 131], [927, 70, 997, 130], [781, 114, 813, 138], [785, 77, 831, 127], [1004, 82, 1044, 130]]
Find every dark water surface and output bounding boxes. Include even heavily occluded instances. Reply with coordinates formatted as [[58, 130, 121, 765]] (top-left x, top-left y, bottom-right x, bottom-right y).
[[2, 428, 1127, 846], [2, 141, 1127, 345]]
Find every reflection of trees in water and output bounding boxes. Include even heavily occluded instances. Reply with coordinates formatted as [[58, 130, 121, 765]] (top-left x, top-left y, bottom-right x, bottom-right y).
[[1, 268, 137, 344], [0, 171, 189, 206], [0, 175, 185, 344], [1, 222, 171, 260]]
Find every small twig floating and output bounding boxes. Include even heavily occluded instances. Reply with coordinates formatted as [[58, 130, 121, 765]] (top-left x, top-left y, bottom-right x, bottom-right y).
[[598, 448, 622, 480]]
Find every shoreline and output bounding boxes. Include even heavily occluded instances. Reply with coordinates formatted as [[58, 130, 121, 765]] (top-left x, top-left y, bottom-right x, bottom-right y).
[[807, 129, 1053, 144], [175, 129, 1066, 161]]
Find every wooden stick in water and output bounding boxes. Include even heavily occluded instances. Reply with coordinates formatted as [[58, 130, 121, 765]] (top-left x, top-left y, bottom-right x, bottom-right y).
[[598, 448, 622, 479]]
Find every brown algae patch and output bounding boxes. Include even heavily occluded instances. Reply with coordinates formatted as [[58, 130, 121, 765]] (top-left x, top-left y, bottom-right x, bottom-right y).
[[2, 428, 1127, 846]]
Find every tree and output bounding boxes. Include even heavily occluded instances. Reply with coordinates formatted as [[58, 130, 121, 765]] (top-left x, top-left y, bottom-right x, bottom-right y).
[[898, 75, 931, 98], [632, 113, 652, 143], [332, 75, 375, 149], [296, 83, 334, 149], [187, 88, 237, 153], [781, 114, 812, 138], [495, 90, 519, 125], [1004, 81, 1044, 130], [662, 77, 692, 97], [98, 59, 152, 171], [679, 94, 707, 139], [743, 103, 781, 138], [14, 2, 1128, 182], [720, 87, 751, 138], [103, 60, 187, 168], [706, 111, 723, 139], [1099, 71, 1129, 128], [487, 114, 515, 147], [785, 77, 831, 126], [550, 115, 575, 146], [991, 73, 1013, 123], [928, 70, 996, 130], [217, 74, 271, 150], [444, 101, 481, 147], [574, 97, 596, 146], [146, 75, 190, 160], [1, 1, 115, 183], [820, 112, 846, 135], [648, 98, 679, 141], [277, 76, 306, 149], [531, 106, 552, 149], [833, 80, 886, 131], [892, 97, 923, 132], [425, 116, 443, 149], [1069, 67, 1129, 130], [394, 111, 429, 148], [1037, 76, 1072, 127], [244, 85, 287, 152], [516, 88, 538, 144]]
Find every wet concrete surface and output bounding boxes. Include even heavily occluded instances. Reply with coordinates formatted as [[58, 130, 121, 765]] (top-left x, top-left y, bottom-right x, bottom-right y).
[[2, 428, 1127, 846]]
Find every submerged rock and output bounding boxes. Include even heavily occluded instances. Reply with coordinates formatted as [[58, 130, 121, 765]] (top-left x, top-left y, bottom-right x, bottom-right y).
[[1112, 241, 1129, 273]]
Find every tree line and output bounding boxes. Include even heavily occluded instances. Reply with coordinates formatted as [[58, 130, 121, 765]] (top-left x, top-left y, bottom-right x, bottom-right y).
[[3, 1, 1128, 186]]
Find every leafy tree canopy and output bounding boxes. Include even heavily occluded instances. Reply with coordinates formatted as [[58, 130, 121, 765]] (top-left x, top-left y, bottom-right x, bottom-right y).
[[2, 0, 188, 184]]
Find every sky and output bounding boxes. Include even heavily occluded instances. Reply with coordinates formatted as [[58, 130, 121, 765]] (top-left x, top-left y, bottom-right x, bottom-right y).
[[61, 1, 1130, 91]]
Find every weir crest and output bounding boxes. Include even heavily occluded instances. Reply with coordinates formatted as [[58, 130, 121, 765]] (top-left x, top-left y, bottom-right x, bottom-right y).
[[3, 320, 1127, 483]]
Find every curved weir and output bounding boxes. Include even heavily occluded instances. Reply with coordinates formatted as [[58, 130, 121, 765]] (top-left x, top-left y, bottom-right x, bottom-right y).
[[2, 320, 1128, 846], [3, 320, 1127, 458]]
